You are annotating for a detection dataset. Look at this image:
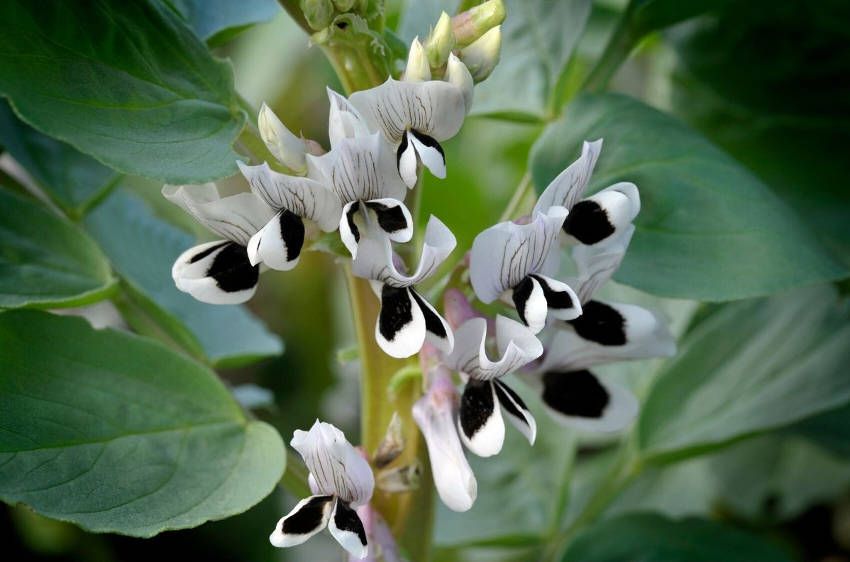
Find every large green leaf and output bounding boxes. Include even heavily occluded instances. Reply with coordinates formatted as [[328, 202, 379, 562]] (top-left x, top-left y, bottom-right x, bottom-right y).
[[531, 93, 848, 300], [168, 0, 280, 46], [0, 100, 119, 219], [0, 189, 115, 309], [629, 0, 733, 35], [638, 285, 850, 461], [0, 309, 285, 537], [84, 187, 282, 368], [562, 513, 793, 562], [471, 0, 591, 120], [0, 0, 246, 183]]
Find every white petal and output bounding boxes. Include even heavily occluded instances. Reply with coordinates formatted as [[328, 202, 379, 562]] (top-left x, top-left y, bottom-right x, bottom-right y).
[[246, 210, 304, 271], [459, 25, 502, 81], [533, 139, 603, 216], [403, 37, 431, 82], [469, 207, 567, 304], [375, 285, 427, 358], [291, 420, 375, 506], [510, 275, 548, 334], [352, 215, 457, 287], [445, 315, 543, 381], [533, 274, 582, 321], [328, 498, 369, 559], [364, 198, 412, 243], [340, 200, 362, 258], [568, 225, 635, 303], [258, 103, 307, 174], [493, 380, 537, 445], [563, 182, 640, 247], [163, 184, 274, 246], [410, 289, 454, 354], [307, 132, 407, 203], [269, 494, 334, 548], [412, 370, 477, 512], [540, 301, 676, 372], [538, 370, 638, 433], [349, 78, 466, 143], [237, 161, 342, 232], [327, 88, 372, 147], [458, 380, 505, 457], [409, 131, 446, 179], [444, 53, 474, 114], [172, 240, 258, 305], [396, 131, 419, 188]]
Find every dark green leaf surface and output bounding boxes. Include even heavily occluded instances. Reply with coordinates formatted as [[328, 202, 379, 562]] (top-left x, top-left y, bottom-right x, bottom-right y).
[[638, 285, 850, 461], [471, 0, 591, 120], [630, 0, 733, 34], [0, 0, 246, 183], [0, 310, 285, 537], [84, 187, 282, 368], [0, 101, 119, 218], [168, 0, 280, 46], [562, 513, 793, 562], [531, 94, 848, 300], [0, 189, 115, 309]]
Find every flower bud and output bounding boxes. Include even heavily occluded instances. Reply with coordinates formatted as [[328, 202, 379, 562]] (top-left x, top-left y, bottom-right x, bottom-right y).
[[451, 0, 505, 47], [258, 103, 308, 174], [333, 0, 356, 11], [403, 37, 431, 82], [425, 12, 456, 69], [444, 53, 474, 113], [299, 0, 334, 30], [459, 25, 501, 82]]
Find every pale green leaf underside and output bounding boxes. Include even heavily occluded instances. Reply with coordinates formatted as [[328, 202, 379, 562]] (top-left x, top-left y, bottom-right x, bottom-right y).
[[0, 0, 246, 183], [0, 310, 285, 537]]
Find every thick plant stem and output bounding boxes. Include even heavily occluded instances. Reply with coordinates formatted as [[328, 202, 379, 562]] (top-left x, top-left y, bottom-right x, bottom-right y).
[[581, 3, 638, 94]]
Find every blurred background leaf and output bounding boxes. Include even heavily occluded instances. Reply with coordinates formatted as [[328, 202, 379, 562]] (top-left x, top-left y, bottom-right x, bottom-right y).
[[167, 0, 281, 47]]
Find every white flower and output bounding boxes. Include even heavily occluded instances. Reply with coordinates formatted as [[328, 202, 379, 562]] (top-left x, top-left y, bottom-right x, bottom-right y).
[[352, 216, 457, 358], [444, 315, 543, 457], [469, 206, 582, 334], [349, 41, 472, 188], [163, 183, 274, 305], [270, 420, 374, 559], [534, 139, 640, 250], [412, 366, 478, 512]]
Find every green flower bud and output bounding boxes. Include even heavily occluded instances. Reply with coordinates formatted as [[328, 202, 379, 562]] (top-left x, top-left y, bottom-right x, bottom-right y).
[[404, 37, 431, 82], [333, 0, 356, 11], [300, 0, 334, 30], [460, 25, 501, 82], [451, 0, 505, 47], [425, 12, 456, 69]]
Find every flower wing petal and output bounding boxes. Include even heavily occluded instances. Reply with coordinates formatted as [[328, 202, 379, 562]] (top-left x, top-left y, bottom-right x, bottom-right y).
[[172, 241, 258, 304], [458, 379, 505, 457], [376, 285, 427, 358], [247, 210, 305, 271], [563, 182, 640, 246], [539, 370, 638, 433], [493, 380, 537, 445], [533, 139, 603, 215], [328, 499, 369, 559], [269, 494, 334, 548]]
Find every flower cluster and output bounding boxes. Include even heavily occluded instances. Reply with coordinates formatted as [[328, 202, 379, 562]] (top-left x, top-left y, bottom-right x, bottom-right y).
[[161, 23, 674, 559]]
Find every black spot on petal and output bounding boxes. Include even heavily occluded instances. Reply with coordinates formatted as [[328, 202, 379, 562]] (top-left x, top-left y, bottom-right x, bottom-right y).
[[531, 274, 574, 310], [365, 201, 408, 234], [279, 209, 305, 262], [494, 380, 528, 422], [542, 370, 609, 418], [568, 300, 627, 345], [379, 285, 413, 342], [396, 132, 410, 172], [459, 379, 495, 439], [334, 500, 367, 546], [346, 200, 361, 244], [410, 289, 447, 339], [189, 241, 229, 263], [206, 242, 259, 293], [563, 200, 615, 244], [512, 276, 535, 327], [410, 130, 445, 160], [282, 495, 334, 535]]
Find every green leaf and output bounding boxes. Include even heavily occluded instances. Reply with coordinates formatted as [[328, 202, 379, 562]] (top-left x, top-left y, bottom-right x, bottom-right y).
[[531, 93, 848, 300], [168, 0, 280, 47], [638, 285, 850, 461], [0, 309, 285, 537], [630, 0, 733, 34], [0, 189, 115, 309], [0, 100, 120, 219], [562, 513, 793, 562], [787, 404, 850, 458], [471, 0, 591, 120], [0, 0, 246, 183], [84, 187, 282, 368]]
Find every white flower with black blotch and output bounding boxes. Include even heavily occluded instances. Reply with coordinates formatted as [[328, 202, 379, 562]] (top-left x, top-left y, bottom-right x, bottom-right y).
[[522, 231, 676, 433], [443, 315, 544, 457], [163, 183, 274, 305], [412, 365, 478, 512], [352, 216, 457, 358], [534, 139, 640, 250], [349, 38, 472, 189], [270, 420, 374, 559], [469, 206, 583, 334]]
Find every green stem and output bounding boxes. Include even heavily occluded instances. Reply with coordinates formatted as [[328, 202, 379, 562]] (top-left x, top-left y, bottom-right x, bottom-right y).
[[581, 3, 639, 94], [499, 172, 532, 222]]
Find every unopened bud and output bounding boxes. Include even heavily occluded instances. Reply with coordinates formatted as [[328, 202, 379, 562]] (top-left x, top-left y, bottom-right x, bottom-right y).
[[258, 103, 308, 174], [425, 12, 456, 69], [451, 0, 505, 47], [444, 53, 473, 113], [460, 25, 501, 82], [403, 37, 431, 82], [376, 461, 422, 493], [333, 0, 356, 11], [300, 0, 334, 30]]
